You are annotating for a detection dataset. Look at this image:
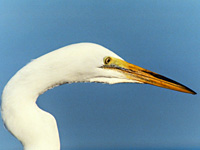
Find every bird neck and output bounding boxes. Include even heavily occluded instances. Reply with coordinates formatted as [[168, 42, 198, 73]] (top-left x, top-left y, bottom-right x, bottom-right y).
[[1, 43, 109, 150], [1, 55, 67, 150]]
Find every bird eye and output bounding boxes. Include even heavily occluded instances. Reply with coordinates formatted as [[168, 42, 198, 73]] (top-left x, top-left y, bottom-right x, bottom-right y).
[[104, 57, 111, 64]]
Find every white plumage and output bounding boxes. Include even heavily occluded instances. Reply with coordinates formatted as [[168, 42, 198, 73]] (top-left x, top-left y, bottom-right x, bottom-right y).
[[1, 43, 195, 150]]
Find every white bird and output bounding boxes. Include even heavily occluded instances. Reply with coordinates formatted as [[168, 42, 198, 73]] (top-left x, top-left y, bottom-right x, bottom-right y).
[[1, 43, 196, 150]]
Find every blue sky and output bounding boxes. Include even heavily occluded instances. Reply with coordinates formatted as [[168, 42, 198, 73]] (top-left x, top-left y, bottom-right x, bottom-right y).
[[0, 0, 200, 150]]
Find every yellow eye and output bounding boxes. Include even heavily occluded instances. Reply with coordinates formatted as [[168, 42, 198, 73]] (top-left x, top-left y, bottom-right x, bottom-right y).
[[104, 57, 111, 64]]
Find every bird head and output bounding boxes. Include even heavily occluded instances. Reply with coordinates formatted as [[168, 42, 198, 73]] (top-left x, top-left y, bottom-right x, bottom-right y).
[[60, 43, 196, 94]]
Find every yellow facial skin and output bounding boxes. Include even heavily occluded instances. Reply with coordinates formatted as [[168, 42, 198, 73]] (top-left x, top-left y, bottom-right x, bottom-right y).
[[102, 56, 196, 95]]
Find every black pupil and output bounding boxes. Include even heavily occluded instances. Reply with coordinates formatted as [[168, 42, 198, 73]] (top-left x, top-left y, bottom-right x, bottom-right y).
[[106, 57, 110, 64]]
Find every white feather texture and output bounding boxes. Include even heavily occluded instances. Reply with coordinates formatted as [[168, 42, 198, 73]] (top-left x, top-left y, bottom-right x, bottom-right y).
[[1, 43, 130, 150], [1, 42, 196, 150]]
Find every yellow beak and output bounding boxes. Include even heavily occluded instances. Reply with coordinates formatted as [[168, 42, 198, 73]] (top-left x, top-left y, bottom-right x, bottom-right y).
[[103, 57, 196, 95]]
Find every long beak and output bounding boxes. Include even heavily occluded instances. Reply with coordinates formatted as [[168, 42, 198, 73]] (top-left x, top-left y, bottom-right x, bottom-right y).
[[103, 57, 196, 95]]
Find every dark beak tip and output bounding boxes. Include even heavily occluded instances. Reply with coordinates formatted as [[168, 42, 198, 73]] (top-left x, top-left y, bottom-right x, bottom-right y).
[[191, 91, 197, 95]]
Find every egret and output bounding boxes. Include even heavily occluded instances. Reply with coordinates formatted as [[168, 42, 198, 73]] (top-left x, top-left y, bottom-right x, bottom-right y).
[[1, 43, 196, 150]]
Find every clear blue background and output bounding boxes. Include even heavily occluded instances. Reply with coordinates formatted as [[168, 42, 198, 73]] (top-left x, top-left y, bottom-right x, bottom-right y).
[[0, 0, 199, 150]]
